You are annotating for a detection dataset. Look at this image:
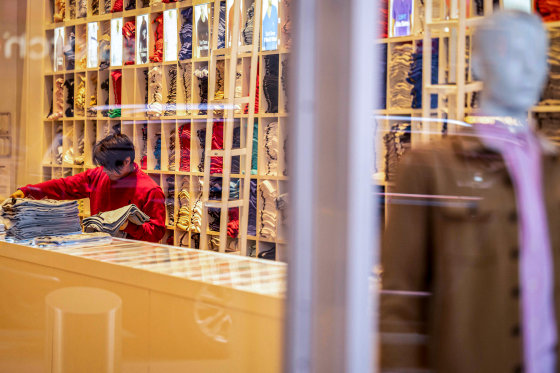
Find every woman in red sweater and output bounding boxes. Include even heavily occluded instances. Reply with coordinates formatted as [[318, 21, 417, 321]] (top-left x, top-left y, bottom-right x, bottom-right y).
[[12, 133, 166, 243]]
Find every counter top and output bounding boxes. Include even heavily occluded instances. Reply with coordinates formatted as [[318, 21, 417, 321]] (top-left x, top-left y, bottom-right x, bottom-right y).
[[0, 237, 286, 317]]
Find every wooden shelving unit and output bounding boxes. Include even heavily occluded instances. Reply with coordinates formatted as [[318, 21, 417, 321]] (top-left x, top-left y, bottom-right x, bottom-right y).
[[41, 0, 291, 260]]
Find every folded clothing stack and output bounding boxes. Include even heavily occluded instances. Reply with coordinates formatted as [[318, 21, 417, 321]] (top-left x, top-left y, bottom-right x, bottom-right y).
[[259, 180, 278, 240], [384, 122, 411, 182], [82, 204, 150, 236], [388, 43, 413, 109], [33, 232, 112, 247], [1, 199, 82, 240], [407, 39, 438, 109]]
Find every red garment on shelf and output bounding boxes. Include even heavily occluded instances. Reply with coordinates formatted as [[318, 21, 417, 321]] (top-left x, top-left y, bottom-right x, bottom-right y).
[[123, 20, 136, 65], [20, 164, 166, 243], [150, 14, 164, 62], [244, 61, 259, 114], [227, 214, 239, 238], [536, 0, 560, 22], [112, 0, 123, 12], [162, 0, 177, 2], [111, 70, 122, 105], [210, 120, 223, 174], [178, 123, 191, 171]]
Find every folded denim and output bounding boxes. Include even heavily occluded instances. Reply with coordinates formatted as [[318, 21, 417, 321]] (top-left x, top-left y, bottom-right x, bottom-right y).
[[33, 232, 112, 246], [82, 204, 150, 236], [1, 198, 82, 240]]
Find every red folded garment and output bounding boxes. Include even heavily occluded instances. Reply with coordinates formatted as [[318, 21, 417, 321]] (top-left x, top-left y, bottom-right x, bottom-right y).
[[150, 14, 164, 62], [111, 70, 122, 105], [112, 0, 123, 12]]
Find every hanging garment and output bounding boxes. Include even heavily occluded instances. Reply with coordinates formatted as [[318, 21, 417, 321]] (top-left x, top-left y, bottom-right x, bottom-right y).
[[138, 17, 149, 64]]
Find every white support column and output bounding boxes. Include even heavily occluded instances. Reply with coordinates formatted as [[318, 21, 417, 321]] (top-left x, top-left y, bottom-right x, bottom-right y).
[[285, 0, 378, 371]]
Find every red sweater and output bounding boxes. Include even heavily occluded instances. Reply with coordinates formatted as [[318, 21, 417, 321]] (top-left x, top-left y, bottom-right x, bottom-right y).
[[20, 164, 166, 243]]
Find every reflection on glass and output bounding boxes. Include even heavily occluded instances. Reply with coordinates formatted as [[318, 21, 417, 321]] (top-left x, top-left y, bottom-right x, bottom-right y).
[[137, 14, 149, 64], [111, 18, 123, 66], [262, 0, 279, 51], [54, 27, 65, 71], [164, 9, 178, 62], [389, 0, 413, 37], [87, 23, 99, 68]]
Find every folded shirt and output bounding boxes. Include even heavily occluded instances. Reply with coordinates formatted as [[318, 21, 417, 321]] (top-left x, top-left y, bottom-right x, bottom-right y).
[[82, 204, 150, 236]]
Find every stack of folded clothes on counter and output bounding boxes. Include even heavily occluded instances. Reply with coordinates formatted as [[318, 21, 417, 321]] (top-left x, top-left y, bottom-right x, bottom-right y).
[[1, 198, 81, 240], [33, 232, 112, 247], [82, 204, 150, 236]]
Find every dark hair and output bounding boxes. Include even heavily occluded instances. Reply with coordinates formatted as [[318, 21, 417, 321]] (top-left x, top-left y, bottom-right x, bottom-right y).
[[92, 133, 135, 172]]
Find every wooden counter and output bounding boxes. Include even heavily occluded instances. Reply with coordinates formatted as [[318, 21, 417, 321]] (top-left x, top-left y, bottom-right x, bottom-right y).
[[0, 238, 285, 373]]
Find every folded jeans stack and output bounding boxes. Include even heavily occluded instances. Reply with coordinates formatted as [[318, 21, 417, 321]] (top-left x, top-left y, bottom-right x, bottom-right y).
[[1, 199, 82, 240], [82, 204, 150, 236]]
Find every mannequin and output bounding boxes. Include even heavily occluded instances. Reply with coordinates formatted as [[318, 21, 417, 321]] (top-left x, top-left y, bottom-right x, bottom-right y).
[[472, 12, 548, 123], [380, 11, 560, 373]]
